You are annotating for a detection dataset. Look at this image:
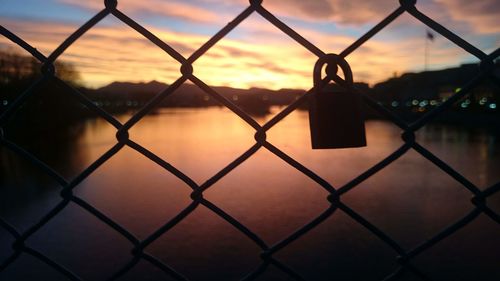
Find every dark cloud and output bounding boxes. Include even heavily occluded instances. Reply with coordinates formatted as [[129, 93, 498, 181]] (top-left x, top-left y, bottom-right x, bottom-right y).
[[436, 0, 500, 33], [262, 0, 396, 25]]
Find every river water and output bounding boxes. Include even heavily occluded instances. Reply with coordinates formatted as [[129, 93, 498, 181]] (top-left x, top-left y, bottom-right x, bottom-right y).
[[1, 107, 499, 281]]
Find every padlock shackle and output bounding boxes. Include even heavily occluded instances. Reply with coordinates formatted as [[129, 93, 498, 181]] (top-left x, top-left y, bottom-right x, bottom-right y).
[[313, 54, 353, 87]]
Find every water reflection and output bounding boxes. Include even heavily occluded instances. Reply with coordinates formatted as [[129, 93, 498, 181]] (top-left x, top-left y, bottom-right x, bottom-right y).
[[1, 107, 499, 281]]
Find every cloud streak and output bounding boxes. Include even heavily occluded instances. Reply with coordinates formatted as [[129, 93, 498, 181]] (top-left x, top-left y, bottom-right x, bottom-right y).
[[58, 0, 223, 24], [0, 0, 490, 90], [201, 0, 397, 25], [264, 0, 396, 25], [435, 0, 500, 34]]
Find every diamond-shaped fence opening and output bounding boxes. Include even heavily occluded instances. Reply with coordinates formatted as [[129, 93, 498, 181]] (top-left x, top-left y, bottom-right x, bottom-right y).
[[26, 203, 134, 281], [202, 148, 330, 242], [1, 0, 499, 281], [193, 13, 317, 99], [128, 104, 257, 184], [410, 214, 500, 281], [58, 15, 183, 122], [76, 145, 193, 237], [414, 121, 500, 188], [145, 206, 263, 281], [340, 148, 475, 247], [271, 210, 400, 281]]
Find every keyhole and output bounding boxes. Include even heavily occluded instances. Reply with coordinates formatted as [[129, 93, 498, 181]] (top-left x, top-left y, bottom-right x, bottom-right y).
[[325, 63, 338, 79]]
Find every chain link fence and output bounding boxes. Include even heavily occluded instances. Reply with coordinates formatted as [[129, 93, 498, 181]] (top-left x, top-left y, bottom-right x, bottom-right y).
[[0, 0, 499, 280]]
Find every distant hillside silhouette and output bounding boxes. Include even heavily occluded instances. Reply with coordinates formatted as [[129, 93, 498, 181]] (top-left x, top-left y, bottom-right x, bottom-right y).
[[79, 62, 499, 125], [1, 47, 498, 130], [82, 80, 307, 115], [97, 80, 167, 94], [372, 63, 499, 102], [367, 62, 499, 125]]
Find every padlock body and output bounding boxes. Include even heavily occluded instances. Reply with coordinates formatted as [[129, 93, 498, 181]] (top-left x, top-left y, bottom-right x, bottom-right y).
[[309, 88, 366, 149]]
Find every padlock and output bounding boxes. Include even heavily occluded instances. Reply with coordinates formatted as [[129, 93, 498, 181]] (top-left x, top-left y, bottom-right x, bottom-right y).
[[309, 54, 366, 149]]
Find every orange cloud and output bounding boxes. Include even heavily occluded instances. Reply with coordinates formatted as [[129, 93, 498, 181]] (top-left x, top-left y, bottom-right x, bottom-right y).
[[58, 0, 223, 24], [434, 0, 500, 34], [265, 0, 396, 25], [203, 0, 500, 39], [0, 15, 480, 90], [200, 0, 397, 25]]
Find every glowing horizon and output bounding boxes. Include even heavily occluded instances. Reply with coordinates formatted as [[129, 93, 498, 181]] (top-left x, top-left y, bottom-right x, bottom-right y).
[[1, 0, 498, 90]]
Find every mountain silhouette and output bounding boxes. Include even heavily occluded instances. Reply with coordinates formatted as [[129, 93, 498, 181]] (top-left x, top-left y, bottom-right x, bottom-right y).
[[97, 80, 168, 94]]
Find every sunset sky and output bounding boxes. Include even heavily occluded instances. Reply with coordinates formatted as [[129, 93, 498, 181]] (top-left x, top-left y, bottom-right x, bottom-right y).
[[1, 0, 498, 90]]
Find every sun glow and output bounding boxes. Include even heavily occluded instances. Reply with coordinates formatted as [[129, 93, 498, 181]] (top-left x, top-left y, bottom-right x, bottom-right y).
[[1, 0, 496, 90]]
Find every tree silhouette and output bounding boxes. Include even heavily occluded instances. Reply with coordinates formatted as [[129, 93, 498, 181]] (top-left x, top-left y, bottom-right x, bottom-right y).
[[0, 49, 86, 138], [0, 50, 87, 178]]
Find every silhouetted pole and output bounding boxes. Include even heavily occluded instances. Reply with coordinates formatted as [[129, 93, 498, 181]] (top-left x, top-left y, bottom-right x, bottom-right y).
[[425, 30, 434, 71]]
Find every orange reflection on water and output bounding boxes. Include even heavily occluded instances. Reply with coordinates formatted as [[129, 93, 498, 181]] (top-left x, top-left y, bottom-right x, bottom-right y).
[[1, 107, 499, 280], [75, 107, 500, 242]]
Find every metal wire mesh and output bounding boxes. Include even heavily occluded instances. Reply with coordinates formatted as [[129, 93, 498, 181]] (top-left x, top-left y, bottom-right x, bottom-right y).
[[0, 0, 499, 280]]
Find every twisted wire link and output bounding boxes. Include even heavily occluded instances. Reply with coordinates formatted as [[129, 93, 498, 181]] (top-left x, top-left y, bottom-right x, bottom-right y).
[[0, 0, 498, 280]]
